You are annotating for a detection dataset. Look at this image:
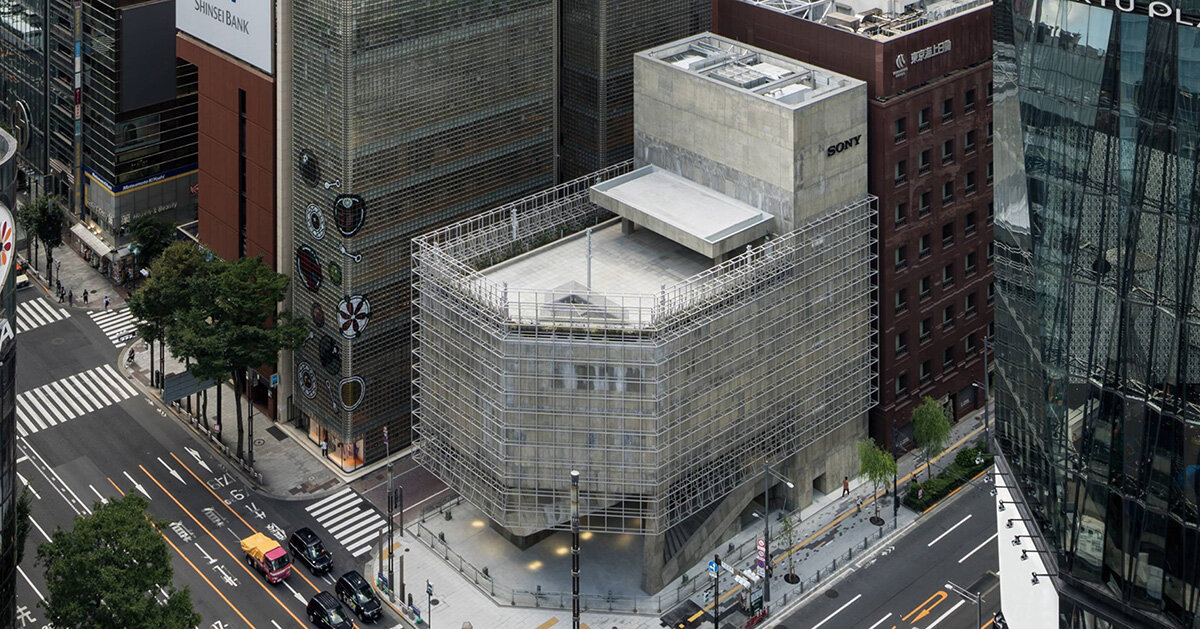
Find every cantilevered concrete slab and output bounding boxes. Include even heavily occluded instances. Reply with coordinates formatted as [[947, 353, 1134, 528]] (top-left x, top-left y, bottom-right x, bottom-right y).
[[589, 165, 776, 259]]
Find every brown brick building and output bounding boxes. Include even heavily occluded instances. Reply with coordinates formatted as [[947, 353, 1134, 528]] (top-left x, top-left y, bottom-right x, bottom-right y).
[[714, 0, 994, 450], [176, 28, 282, 420]]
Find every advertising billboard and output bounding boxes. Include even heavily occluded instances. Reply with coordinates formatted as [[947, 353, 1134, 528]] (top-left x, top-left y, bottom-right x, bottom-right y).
[[176, 0, 272, 73]]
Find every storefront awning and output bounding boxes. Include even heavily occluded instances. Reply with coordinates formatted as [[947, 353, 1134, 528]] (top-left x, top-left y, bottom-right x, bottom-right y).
[[70, 223, 113, 258]]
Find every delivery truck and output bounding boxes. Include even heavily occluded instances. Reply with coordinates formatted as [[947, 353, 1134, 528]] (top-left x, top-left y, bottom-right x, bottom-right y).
[[241, 532, 291, 583]]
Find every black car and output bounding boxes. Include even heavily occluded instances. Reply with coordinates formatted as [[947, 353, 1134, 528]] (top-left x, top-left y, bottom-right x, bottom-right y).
[[306, 591, 353, 629], [335, 570, 382, 622], [289, 528, 333, 574]]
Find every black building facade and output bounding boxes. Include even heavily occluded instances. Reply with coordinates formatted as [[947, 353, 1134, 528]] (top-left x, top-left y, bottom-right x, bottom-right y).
[[993, 0, 1200, 626]]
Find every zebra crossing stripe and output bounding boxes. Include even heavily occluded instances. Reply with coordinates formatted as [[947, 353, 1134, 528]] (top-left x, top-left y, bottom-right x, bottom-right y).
[[16, 298, 70, 333], [325, 509, 377, 537], [88, 308, 143, 348], [338, 517, 387, 551], [307, 490, 356, 518], [306, 488, 353, 513], [17, 365, 139, 436], [304, 488, 388, 557]]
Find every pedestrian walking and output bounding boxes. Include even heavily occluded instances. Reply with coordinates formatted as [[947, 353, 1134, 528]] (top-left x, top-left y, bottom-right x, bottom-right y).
[[82, 289, 89, 304], [103, 295, 110, 311], [54, 259, 60, 275], [57, 287, 63, 303], [842, 476, 850, 497], [320, 440, 328, 458], [67, 290, 73, 306], [55, 278, 61, 293]]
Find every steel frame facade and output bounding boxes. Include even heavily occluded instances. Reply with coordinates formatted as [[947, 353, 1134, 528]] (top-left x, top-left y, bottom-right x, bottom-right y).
[[413, 162, 877, 536]]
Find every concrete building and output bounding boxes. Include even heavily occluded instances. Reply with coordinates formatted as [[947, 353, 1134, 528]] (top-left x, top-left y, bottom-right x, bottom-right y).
[[288, 0, 557, 470], [558, 0, 710, 180], [413, 34, 876, 592], [992, 0, 1200, 626], [714, 0, 995, 451], [0, 0, 198, 281]]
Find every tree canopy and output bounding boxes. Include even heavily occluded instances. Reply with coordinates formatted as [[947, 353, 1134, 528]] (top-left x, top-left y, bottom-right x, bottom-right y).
[[37, 493, 200, 629], [17, 195, 64, 283], [857, 438, 897, 519], [912, 396, 952, 480], [127, 216, 176, 267]]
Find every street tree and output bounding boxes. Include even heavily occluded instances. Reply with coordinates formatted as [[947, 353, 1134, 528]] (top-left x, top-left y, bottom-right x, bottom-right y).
[[129, 242, 211, 395], [912, 396, 952, 480], [16, 195, 63, 283], [171, 255, 306, 463], [127, 216, 176, 267], [857, 438, 897, 521], [37, 493, 201, 629], [780, 514, 798, 583]]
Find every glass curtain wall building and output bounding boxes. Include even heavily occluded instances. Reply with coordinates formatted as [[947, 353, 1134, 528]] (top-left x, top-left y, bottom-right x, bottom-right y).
[[289, 0, 556, 469], [993, 0, 1200, 626], [558, 0, 709, 180]]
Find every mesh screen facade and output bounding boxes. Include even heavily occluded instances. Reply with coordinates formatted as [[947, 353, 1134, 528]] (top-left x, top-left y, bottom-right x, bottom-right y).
[[289, 0, 556, 467], [558, 0, 710, 180], [412, 164, 877, 535]]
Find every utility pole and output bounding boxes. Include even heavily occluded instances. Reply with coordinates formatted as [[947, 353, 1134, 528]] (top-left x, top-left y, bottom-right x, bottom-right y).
[[426, 579, 433, 628], [570, 470, 580, 629], [712, 553, 720, 629], [385, 426, 395, 602]]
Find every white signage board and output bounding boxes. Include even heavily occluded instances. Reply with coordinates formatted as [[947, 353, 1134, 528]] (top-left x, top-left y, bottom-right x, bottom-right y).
[[177, 0, 273, 73]]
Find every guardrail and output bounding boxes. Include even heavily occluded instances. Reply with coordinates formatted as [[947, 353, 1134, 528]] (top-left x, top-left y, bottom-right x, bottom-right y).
[[410, 506, 898, 617]]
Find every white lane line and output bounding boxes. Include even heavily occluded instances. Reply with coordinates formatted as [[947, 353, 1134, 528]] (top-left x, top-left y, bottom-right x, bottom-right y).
[[15, 455, 27, 463], [867, 612, 893, 629], [282, 580, 306, 603], [959, 532, 998, 564], [812, 592, 863, 629], [17, 472, 41, 499], [928, 514, 973, 547], [20, 437, 89, 515], [926, 599, 966, 628], [89, 484, 109, 505], [271, 621, 282, 629], [29, 515, 51, 542], [18, 566, 45, 601]]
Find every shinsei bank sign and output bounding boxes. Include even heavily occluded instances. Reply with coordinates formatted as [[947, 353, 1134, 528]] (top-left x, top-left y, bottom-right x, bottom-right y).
[[177, 0, 273, 73]]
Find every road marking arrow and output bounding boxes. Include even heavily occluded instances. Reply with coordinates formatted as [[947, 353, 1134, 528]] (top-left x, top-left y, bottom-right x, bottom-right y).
[[123, 470, 151, 500], [158, 457, 186, 484], [282, 580, 306, 604], [184, 447, 212, 473], [193, 542, 218, 565]]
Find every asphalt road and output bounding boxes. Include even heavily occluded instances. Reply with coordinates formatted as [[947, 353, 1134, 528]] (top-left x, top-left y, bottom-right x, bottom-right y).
[[12, 288, 400, 629], [776, 475, 1000, 629]]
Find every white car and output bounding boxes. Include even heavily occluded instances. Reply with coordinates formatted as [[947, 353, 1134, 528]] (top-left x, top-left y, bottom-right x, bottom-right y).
[[14, 274, 29, 289]]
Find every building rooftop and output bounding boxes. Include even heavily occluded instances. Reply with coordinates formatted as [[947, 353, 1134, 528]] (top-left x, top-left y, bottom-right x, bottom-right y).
[[736, 0, 989, 40], [589, 166, 775, 259], [481, 219, 713, 317], [640, 33, 857, 106]]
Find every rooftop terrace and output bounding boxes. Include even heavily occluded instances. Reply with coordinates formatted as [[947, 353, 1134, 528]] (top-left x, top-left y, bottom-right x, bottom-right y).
[[641, 33, 856, 106]]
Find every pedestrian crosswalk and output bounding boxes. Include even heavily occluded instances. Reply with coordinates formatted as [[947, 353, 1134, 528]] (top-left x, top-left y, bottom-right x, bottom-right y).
[[15, 364, 139, 437], [305, 487, 389, 558], [89, 307, 143, 348], [16, 298, 70, 334]]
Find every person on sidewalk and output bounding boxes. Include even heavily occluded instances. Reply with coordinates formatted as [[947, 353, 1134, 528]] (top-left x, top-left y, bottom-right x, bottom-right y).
[[82, 289, 88, 304], [55, 278, 61, 294], [54, 259, 60, 276], [842, 476, 850, 497], [320, 440, 328, 458], [67, 290, 73, 306], [57, 287, 64, 304], [103, 295, 110, 311]]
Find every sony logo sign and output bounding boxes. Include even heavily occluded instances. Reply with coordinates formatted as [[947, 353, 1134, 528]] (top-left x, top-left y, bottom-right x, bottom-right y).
[[827, 134, 862, 157], [1077, 0, 1200, 26]]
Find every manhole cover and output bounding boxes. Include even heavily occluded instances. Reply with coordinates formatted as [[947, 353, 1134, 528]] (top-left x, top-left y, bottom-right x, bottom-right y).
[[430, 598, 439, 606], [825, 589, 839, 598], [254, 438, 265, 446]]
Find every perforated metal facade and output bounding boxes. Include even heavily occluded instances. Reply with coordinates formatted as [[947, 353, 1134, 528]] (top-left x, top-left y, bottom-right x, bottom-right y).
[[412, 164, 877, 535], [289, 0, 556, 468]]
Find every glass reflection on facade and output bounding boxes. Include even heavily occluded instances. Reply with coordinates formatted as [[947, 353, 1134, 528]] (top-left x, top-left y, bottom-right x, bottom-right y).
[[993, 0, 1200, 626], [0, 129, 19, 629]]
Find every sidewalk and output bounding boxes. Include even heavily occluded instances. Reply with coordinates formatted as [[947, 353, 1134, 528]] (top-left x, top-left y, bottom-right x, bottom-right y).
[[18, 220, 128, 311], [120, 337, 343, 501], [365, 410, 990, 629]]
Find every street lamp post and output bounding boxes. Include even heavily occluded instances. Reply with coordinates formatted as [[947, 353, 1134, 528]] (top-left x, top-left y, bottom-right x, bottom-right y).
[[761, 460, 795, 611], [946, 580, 983, 628], [570, 470, 580, 629]]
